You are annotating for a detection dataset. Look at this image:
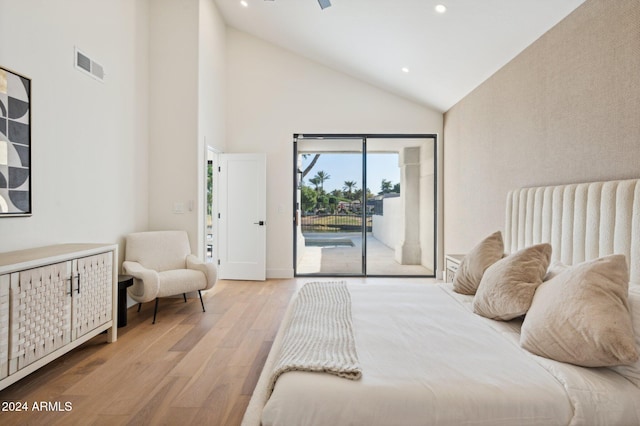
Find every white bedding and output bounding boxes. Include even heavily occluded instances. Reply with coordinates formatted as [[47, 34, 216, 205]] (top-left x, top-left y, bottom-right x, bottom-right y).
[[248, 283, 640, 426]]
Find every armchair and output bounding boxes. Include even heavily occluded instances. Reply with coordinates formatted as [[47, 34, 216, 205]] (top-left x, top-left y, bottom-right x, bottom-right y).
[[123, 230, 217, 324]]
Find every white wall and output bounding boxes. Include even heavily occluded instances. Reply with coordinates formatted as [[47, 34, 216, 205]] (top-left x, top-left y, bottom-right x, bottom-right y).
[[226, 28, 443, 278], [0, 0, 149, 265], [0, 2, 440, 279], [147, 0, 199, 251], [197, 0, 227, 256], [372, 197, 402, 250], [148, 0, 226, 256]]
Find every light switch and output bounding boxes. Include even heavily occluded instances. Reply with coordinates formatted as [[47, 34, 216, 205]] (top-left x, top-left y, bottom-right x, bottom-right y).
[[173, 202, 185, 214]]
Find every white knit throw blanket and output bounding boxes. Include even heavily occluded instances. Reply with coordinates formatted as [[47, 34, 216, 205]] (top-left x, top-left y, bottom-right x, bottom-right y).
[[268, 281, 362, 396]]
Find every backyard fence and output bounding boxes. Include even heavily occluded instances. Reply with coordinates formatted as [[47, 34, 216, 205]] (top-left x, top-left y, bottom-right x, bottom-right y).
[[301, 213, 372, 233]]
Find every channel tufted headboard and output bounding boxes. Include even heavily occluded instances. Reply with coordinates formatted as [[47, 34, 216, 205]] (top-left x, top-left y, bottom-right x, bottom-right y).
[[505, 179, 640, 286]]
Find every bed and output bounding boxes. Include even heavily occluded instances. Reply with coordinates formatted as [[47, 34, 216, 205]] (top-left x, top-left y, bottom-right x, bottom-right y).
[[243, 179, 640, 426]]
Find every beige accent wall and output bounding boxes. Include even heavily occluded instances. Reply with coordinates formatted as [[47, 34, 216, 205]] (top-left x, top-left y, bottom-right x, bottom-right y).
[[443, 0, 640, 255]]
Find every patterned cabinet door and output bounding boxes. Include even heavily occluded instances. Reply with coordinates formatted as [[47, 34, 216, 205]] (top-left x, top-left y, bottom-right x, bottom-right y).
[[72, 252, 113, 340], [0, 275, 9, 379], [9, 262, 72, 373]]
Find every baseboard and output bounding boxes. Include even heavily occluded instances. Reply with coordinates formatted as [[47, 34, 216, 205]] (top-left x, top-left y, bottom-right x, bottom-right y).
[[266, 268, 294, 279]]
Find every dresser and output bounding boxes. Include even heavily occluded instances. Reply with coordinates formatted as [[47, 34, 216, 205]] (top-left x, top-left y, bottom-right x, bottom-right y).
[[0, 244, 118, 390]]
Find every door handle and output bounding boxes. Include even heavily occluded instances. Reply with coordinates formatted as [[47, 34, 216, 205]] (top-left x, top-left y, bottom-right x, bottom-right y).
[[254, 221, 265, 226]]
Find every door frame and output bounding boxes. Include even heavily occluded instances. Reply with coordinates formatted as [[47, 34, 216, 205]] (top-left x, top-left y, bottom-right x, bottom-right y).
[[203, 146, 220, 263], [293, 133, 438, 278]]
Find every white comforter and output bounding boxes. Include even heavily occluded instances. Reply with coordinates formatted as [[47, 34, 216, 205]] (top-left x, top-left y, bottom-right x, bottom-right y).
[[245, 283, 640, 426]]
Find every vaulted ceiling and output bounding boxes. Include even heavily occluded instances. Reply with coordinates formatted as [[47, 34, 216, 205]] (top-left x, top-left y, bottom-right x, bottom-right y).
[[214, 0, 586, 112]]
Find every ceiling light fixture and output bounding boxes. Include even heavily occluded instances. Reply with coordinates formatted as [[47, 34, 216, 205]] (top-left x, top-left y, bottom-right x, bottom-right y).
[[402, 67, 410, 73], [241, 0, 249, 7], [435, 4, 447, 13]]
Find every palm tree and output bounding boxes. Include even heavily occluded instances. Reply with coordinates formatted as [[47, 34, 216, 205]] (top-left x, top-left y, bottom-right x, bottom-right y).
[[380, 179, 392, 194], [314, 171, 331, 194], [354, 187, 373, 201], [308, 177, 321, 192], [343, 180, 357, 200]]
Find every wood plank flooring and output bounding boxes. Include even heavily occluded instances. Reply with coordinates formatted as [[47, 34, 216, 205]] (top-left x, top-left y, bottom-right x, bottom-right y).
[[0, 279, 300, 426]]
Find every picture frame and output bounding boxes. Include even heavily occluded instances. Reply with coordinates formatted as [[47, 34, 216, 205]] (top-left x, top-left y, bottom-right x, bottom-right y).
[[0, 66, 32, 217]]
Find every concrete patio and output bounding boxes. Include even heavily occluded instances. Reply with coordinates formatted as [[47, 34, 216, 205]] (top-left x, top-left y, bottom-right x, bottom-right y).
[[297, 232, 433, 276]]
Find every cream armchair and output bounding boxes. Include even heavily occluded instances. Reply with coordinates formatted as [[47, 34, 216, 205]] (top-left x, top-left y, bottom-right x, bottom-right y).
[[123, 230, 217, 324]]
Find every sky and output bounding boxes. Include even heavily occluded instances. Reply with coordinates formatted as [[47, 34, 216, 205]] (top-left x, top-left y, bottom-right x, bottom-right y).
[[301, 153, 399, 194]]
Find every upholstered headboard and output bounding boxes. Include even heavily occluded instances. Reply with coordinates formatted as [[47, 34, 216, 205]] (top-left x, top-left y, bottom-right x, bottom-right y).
[[505, 179, 640, 286]]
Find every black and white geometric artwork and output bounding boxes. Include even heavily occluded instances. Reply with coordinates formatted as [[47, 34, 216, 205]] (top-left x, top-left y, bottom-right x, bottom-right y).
[[0, 66, 31, 216]]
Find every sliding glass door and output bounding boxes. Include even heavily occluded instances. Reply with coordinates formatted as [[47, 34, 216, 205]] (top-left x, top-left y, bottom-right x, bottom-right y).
[[365, 138, 435, 275], [294, 134, 436, 277], [295, 138, 364, 275]]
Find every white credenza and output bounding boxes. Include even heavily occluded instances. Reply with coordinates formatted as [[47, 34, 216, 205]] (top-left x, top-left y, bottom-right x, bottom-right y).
[[0, 244, 118, 391]]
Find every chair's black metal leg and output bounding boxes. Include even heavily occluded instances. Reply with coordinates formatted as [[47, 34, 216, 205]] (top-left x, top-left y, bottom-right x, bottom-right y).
[[183, 293, 187, 303], [152, 298, 159, 324], [198, 290, 205, 312], [137, 303, 142, 312]]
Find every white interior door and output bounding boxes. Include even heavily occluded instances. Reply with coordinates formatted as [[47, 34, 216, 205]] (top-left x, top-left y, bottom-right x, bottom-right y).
[[218, 153, 266, 280]]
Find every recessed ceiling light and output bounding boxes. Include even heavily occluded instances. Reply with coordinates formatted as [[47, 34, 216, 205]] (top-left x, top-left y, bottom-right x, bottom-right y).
[[435, 4, 447, 13], [240, 0, 248, 7], [401, 67, 410, 73]]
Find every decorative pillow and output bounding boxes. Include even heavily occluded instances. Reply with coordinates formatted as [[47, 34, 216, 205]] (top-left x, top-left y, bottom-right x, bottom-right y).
[[611, 287, 640, 386], [543, 260, 569, 281], [521, 255, 639, 367], [473, 243, 552, 321], [452, 231, 504, 295]]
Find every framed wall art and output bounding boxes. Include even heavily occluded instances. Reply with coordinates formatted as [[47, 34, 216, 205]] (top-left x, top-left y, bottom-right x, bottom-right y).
[[0, 66, 31, 216]]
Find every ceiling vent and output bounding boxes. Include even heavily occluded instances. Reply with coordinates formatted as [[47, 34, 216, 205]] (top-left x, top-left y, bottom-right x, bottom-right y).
[[74, 47, 105, 82]]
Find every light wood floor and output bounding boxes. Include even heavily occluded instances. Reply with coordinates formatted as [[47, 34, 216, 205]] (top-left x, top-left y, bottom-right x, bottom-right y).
[[0, 279, 300, 426]]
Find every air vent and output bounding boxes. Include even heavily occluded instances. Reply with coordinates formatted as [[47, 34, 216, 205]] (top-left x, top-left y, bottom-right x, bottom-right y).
[[74, 47, 105, 82], [76, 51, 91, 72]]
